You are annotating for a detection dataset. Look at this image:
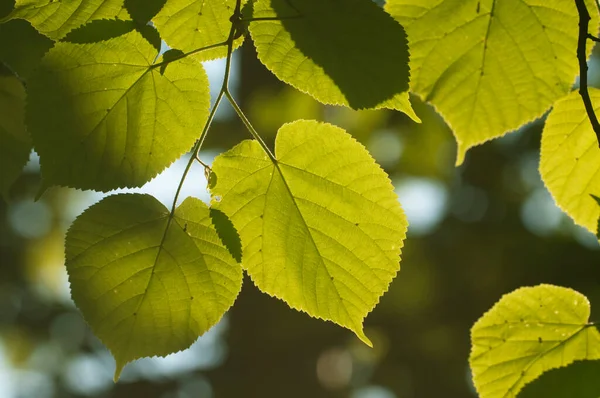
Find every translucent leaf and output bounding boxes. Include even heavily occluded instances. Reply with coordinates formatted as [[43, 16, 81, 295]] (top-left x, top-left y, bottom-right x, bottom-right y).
[[3, 0, 126, 39], [470, 284, 600, 398], [26, 31, 210, 192], [211, 120, 408, 344], [65, 194, 242, 380], [0, 19, 53, 80], [247, 0, 417, 119], [540, 89, 600, 235], [153, 0, 244, 62], [386, 0, 599, 164], [0, 75, 31, 200]]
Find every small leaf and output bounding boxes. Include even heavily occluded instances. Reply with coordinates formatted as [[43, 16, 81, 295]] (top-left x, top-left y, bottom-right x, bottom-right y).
[[247, 0, 417, 119], [159, 49, 185, 75], [0, 19, 53, 80], [211, 120, 408, 344], [62, 19, 136, 44], [540, 89, 600, 235], [65, 194, 242, 380], [153, 0, 245, 62], [0, 74, 31, 200], [124, 0, 166, 25], [470, 284, 600, 398], [26, 30, 210, 191], [3, 0, 126, 39], [386, 0, 599, 164], [209, 208, 242, 263]]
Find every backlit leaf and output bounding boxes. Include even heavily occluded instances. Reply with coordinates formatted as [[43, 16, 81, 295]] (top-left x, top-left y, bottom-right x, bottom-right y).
[[211, 120, 408, 344], [386, 0, 599, 164], [470, 284, 600, 398], [26, 31, 210, 192], [247, 0, 418, 119], [66, 194, 242, 380], [0, 75, 31, 200], [153, 0, 244, 62], [0, 19, 53, 80], [540, 89, 600, 235], [2, 0, 126, 39]]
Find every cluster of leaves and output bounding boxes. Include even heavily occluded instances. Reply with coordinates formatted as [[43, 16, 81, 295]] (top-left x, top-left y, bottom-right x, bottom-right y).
[[0, 0, 598, 394]]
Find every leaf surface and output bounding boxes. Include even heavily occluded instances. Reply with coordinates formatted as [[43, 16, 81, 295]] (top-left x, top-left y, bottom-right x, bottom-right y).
[[386, 0, 599, 164], [540, 89, 600, 235], [3, 0, 126, 39], [0, 74, 31, 200], [153, 0, 244, 62], [0, 19, 53, 80], [211, 120, 408, 344], [248, 0, 417, 119], [470, 284, 600, 398], [66, 194, 242, 380], [26, 31, 210, 192]]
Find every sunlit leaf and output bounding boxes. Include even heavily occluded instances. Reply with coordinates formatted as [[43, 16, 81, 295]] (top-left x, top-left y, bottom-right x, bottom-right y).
[[540, 89, 600, 235], [0, 19, 53, 80], [66, 194, 242, 380], [386, 0, 599, 164], [247, 0, 417, 120], [0, 74, 31, 200], [470, 284, 600, 398], [211, 120, 408, 344], [26, 31, 210, 192], [2, 0, 126, 39], [153, 0, 244, 62]]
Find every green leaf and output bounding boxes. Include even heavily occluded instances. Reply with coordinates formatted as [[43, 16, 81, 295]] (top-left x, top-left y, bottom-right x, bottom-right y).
[[153, 0, 244, 62], [124, 0, 166, 25], [65, 193, 242, 380], [26, 31, 210, 192], [0, 19, 53, 80], [470, 284, 600, 398], [0, 74, 31, 200], [3, 0, 126, 39], [593, 195, 600, 240], [209, 208, 242, 263], [385, 0, 599, 164], [540, 89, 600, 235], [247, 0, 418, 120], [211, 120, 408, 344], [518, 360, 600, 398], [62, 19, 136, 44]]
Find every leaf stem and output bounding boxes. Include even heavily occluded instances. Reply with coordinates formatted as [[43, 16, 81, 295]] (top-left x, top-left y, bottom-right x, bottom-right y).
[[575, 0, 600, 147]]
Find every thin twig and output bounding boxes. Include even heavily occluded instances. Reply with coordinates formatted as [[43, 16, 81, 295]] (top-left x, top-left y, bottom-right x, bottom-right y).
[[575, 0, 600, 147]]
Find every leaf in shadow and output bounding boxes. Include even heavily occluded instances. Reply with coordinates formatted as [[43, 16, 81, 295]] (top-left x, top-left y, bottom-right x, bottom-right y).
[[210, 208, 242, 264], [518, 360, 600, 398], [125, 0, 168, 25], [62, 19, 136, 44]]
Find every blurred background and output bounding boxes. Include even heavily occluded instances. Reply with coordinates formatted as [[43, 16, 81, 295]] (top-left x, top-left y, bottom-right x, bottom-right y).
[[1, 17, 600, 398]]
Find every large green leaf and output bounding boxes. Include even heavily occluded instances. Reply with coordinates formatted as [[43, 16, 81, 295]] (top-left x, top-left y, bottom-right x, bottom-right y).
[[518, 360, 600, 398], [0, 19, 53, 80], [66, 194, 242, 380], [2, 0, 126, 39], [386, 0, 599, 164], [211, 120, 408, 344], [154, 0, 244, 62], [470, 284, 600, 398], [540, 89, 600, 235], [247, 0, 418, 120], [0, 74, 31, 200], [26, 31, 210, 192]]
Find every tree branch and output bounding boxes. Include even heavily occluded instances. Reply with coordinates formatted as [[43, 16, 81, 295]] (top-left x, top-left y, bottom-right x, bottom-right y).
[[575, 0, 600, 147]]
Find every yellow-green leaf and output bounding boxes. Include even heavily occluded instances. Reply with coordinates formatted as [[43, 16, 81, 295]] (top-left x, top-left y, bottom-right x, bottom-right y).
[[470, 284, 600, 398], [66, 194, 242, 380], [386, 0, 599, 164], [540, 89, 600, 235], [153, 0, 244, 62], [247, 0, 418, 119], [26, 31, 210, 192], [211, 120, 408, 344], [0, 74, 31, 200]]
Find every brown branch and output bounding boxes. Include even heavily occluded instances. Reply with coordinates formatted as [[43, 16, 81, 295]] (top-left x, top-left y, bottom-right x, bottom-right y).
[[575, 0, 600, 147]]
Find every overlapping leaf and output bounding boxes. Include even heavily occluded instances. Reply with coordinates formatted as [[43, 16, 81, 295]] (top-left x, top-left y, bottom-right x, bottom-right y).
[[66, 194, 242, 380], [2, 0, 126, 39], [0, 19, 53, 80], [26, 30, 210, 192], [540, 89, 600, 235], [470, 284, 600, 398], [247, 0, 418, 119], [386, 0, 599, 164], [211, 120, 408, 344], [154, 0, 244, 62], [0, 74, 31, 199]]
